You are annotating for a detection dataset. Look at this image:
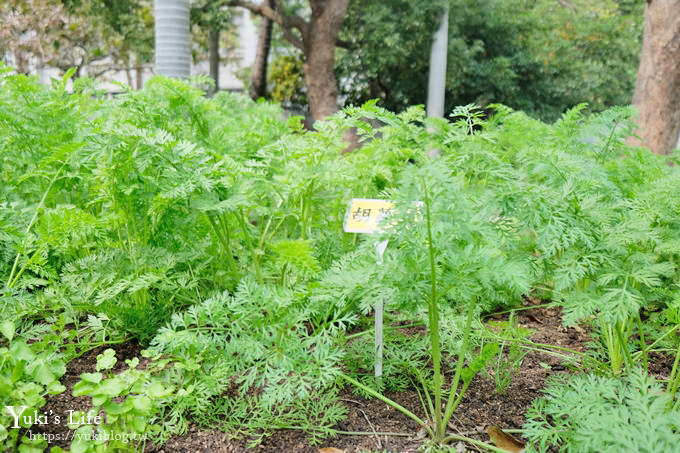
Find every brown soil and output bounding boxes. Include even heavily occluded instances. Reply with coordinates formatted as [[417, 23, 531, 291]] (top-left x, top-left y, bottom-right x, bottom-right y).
[[36, 304, 650, 453]]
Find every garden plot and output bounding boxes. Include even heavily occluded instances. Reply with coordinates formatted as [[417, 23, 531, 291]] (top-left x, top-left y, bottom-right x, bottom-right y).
[[2, 72, 679, 452]]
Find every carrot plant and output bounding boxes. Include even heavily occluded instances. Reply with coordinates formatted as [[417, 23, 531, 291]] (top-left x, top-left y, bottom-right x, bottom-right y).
[[524, 369, 680, 452], [341, 151, 531, 445]]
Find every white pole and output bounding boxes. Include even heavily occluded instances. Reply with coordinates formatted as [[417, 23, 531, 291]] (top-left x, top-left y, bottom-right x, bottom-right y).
[[154, 0, 191, 78], [426, 6, 449, 118], [374, 239, 389, 383]]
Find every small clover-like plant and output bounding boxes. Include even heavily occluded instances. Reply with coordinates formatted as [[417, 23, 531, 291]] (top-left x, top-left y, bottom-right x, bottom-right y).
[[95, 349, 117, 372], [69, 349, 172, 453], [0, 320, 66, 452]]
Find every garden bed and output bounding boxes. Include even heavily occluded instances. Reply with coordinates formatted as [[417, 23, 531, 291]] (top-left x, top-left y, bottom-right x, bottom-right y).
[[34, 304, 600, 452], [3, 74, 680, 453]]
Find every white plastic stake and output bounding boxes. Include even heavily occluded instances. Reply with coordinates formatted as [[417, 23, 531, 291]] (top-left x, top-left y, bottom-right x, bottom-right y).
[[343, 199, 393, 383], [374, 239, 389, 381]]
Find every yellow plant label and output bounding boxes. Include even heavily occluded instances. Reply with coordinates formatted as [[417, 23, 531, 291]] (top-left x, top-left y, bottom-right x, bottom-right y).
[[343, 198, 395, 233]]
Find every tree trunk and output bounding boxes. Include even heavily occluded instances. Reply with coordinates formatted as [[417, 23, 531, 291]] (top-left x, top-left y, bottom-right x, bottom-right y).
[[227, 0, 349, 121], [135, 55, 143, 89], [302, 0, 350, 122], [209, 26, 220, 95], [629, 0, 680, 155], [250, 0, 274, 100]]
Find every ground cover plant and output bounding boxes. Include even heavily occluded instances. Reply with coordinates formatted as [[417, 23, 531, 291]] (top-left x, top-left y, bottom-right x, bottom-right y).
[[1, 67, 680, 452]]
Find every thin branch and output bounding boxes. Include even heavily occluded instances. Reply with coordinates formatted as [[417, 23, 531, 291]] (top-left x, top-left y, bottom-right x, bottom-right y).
[[278, 24, 305, 51], [359, 408, 382, 450], [555, 0, 575, 10], [273, 0, 307, 34], [220, 0, 307, 50]]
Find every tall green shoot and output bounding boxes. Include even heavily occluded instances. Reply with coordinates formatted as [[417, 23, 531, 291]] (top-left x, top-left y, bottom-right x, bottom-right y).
[[341, 157, 527, 446]]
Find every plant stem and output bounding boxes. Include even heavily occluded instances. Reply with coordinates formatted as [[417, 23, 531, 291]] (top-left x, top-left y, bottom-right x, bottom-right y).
[[442, 433, 509, 452], [423, 184, 443, 441], [238, 209, 263, 283], [613, 320, 634, 374], [205, 213, 239, 282], [668, 341, 680, 396], [443, 297, 476, 426], [476, 333, 587, 356], [7, 245, 45, 289], [6, 164, 64, 288], [414, 370, 434, 421], [633, 324, 679, 360], [332, 430, 412, 437], [340, 373, 433, 438], [300, 183, 314, 240], [279, 262, 288, 287], [514, 344, 585, 363], [344, 322, 425, 340], [602, 319, 623, 374], [635, 314, 648, 374]]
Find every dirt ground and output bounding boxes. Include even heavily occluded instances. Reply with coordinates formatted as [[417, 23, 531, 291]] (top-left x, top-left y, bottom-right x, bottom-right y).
[[36, 301, 670, 453]]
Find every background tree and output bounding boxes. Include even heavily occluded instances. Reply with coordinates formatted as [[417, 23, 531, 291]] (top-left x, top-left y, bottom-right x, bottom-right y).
[[1, 0, 142, 78], [524, 0, 642, 119], [63, 0, 154, 85], [336, 0, 642, 122], [0, 0, 69, 74], [191, 0, 239, 94], [268, 53, 307, 107], [336, 0, 446, 112], [249, 0, 275, 100], [221, 0, 350, 122], [1, 0, 154, 85], [628, 0, 680, 155]]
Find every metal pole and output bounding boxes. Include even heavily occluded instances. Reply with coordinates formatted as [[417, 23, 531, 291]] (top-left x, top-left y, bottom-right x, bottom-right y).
[[154, 0, 191, 78], [427, 6, 449, 118]]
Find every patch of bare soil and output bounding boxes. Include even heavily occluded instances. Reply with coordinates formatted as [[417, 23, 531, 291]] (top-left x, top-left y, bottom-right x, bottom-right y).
[[40, 303, 661, 453]]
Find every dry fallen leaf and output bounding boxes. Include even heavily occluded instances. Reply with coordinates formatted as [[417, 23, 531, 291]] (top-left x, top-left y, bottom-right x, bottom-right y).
[[318, 448, 344, 453], [486, 426, 525, 453]]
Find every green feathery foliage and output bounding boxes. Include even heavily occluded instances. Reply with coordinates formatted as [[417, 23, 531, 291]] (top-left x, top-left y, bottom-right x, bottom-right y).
[[524, 369, 680, 452], [3, 68, 680, 449]]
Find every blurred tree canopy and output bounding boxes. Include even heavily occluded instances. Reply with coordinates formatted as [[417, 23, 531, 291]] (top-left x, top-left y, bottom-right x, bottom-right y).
[[335, 0, 447, 112], [334, 0, 643, 121], [1, 0, 153, 79], [1, 0, 236, 87], [62, 0, 154, 73], [268, 54, 307, 106]]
